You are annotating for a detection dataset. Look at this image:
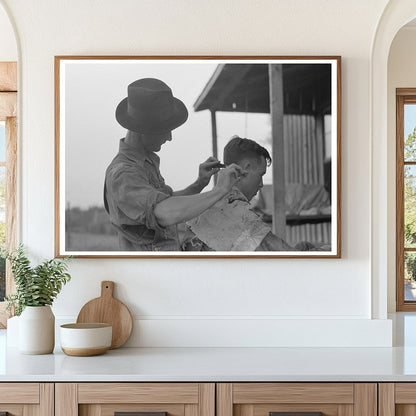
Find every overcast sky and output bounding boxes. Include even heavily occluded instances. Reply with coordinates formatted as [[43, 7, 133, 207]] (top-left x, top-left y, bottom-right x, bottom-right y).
[[63, 60, 272, 209]]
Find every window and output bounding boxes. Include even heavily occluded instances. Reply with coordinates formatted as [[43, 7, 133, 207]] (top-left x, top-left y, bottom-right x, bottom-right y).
[[0, 62, 17, 327], [396, 89, 416, 310]]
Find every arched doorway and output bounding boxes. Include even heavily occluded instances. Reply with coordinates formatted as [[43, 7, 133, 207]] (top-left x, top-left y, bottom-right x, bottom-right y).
[[387, 13, 416, 312], [371, 0, 416, 318]]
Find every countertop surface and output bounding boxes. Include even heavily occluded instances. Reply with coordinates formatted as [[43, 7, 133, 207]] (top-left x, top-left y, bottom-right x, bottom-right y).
[[2, 313, 416, 382], [2, 339, 416, 382]]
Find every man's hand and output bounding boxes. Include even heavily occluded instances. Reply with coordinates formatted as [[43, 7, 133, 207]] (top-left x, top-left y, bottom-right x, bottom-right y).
[[155, 163, 247, 227], [197, 157, 225, 188], [215, 163, 247, 194]]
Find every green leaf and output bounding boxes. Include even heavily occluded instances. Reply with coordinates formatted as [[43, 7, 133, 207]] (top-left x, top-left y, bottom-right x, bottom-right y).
[[5, 245, 71, 314]]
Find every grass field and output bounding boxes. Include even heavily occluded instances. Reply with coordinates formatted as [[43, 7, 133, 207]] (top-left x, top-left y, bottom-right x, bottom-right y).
[[66, 232, 119, 251]]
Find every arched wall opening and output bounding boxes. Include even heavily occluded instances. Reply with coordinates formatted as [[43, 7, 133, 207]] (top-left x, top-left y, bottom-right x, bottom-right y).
[[371, 0, 416, 318], [387, 17, 416, 312]]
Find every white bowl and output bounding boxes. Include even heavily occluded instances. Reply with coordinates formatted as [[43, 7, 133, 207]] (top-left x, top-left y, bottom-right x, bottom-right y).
[[60, 323, 112, 356]]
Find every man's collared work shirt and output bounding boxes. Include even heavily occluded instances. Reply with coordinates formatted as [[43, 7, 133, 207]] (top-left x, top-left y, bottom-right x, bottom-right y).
[[104, 139, 179, 251]]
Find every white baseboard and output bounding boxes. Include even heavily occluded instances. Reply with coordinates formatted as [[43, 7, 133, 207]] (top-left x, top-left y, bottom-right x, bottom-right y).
[[123, 318, 392, 347], [51, 317, 392, 348]]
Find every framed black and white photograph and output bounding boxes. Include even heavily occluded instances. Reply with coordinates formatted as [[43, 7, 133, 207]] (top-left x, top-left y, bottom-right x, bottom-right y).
[[55, 56, 341, 258]]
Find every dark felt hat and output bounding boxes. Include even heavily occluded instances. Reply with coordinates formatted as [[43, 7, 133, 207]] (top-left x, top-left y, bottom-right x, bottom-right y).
[[115, 78, 188, 134]]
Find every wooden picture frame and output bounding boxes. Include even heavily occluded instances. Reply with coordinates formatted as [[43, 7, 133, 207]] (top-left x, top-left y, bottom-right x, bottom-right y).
[[55, 56, 341, 258]]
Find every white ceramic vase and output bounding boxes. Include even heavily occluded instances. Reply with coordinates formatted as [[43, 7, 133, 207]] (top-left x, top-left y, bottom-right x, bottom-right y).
[[19, 305, 55, 354]]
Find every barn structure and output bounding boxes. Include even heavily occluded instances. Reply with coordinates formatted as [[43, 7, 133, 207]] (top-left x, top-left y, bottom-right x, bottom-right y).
[[193, 62, 335, 247]]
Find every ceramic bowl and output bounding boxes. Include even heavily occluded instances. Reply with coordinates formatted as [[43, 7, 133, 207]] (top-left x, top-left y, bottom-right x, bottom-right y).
[[60, 323, 112, 356]]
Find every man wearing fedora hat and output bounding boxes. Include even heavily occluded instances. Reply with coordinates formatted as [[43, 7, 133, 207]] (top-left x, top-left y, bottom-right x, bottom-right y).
[[104, 78, 246, 251]]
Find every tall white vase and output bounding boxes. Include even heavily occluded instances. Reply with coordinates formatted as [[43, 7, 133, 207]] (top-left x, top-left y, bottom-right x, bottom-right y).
[[19, 305, 55, 354]]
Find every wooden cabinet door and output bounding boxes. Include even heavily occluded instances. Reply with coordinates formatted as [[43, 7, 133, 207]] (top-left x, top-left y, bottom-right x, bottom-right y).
[[379, 383, 416, 416], [217, 383, 377, 416], [0, 383, 53, 416], [55, 383, 214, 416]]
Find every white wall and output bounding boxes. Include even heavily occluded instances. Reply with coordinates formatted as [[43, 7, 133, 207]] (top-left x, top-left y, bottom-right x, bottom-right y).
[[0, 0, 394, 347], [387, 26, 416, 312], [0, 3, 16, 61]]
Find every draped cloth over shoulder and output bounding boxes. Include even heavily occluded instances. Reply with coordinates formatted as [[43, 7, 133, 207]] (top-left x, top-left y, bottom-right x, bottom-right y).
[[187, 188, 271, 251]]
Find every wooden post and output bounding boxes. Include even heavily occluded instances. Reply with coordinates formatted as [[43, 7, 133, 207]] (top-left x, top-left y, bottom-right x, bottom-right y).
[[268, 64, 286, 240], [315, 113, 325, 186], [211, 110, 218, 159], [211, 110, 218, 185]]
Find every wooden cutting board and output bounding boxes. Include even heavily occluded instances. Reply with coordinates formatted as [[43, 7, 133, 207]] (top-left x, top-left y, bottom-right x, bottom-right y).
[[76, 281, 133, 349]]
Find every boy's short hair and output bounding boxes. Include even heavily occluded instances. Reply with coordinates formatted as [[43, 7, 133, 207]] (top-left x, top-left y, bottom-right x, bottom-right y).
[[223, 136, 272, 167]]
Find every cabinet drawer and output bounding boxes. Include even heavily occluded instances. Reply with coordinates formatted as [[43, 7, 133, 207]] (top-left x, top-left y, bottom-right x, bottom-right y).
[[0, 383, 39, 403], [78, 383, 200, 404], [0, 383, 53, 416], [56, 383, 215, 416], [218, 383, 376, 416]]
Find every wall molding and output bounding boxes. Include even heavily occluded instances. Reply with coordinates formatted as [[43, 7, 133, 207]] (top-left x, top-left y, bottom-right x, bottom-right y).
[[52, 317, 393, 348]]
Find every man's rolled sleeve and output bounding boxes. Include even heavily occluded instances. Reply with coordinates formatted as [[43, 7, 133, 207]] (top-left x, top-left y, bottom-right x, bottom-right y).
[[111, 167, 172, 231], [143, 188, 171, 230]]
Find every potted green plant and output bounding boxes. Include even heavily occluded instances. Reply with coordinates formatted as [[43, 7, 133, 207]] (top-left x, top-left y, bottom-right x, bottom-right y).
[[3, 245, 71, 354]]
